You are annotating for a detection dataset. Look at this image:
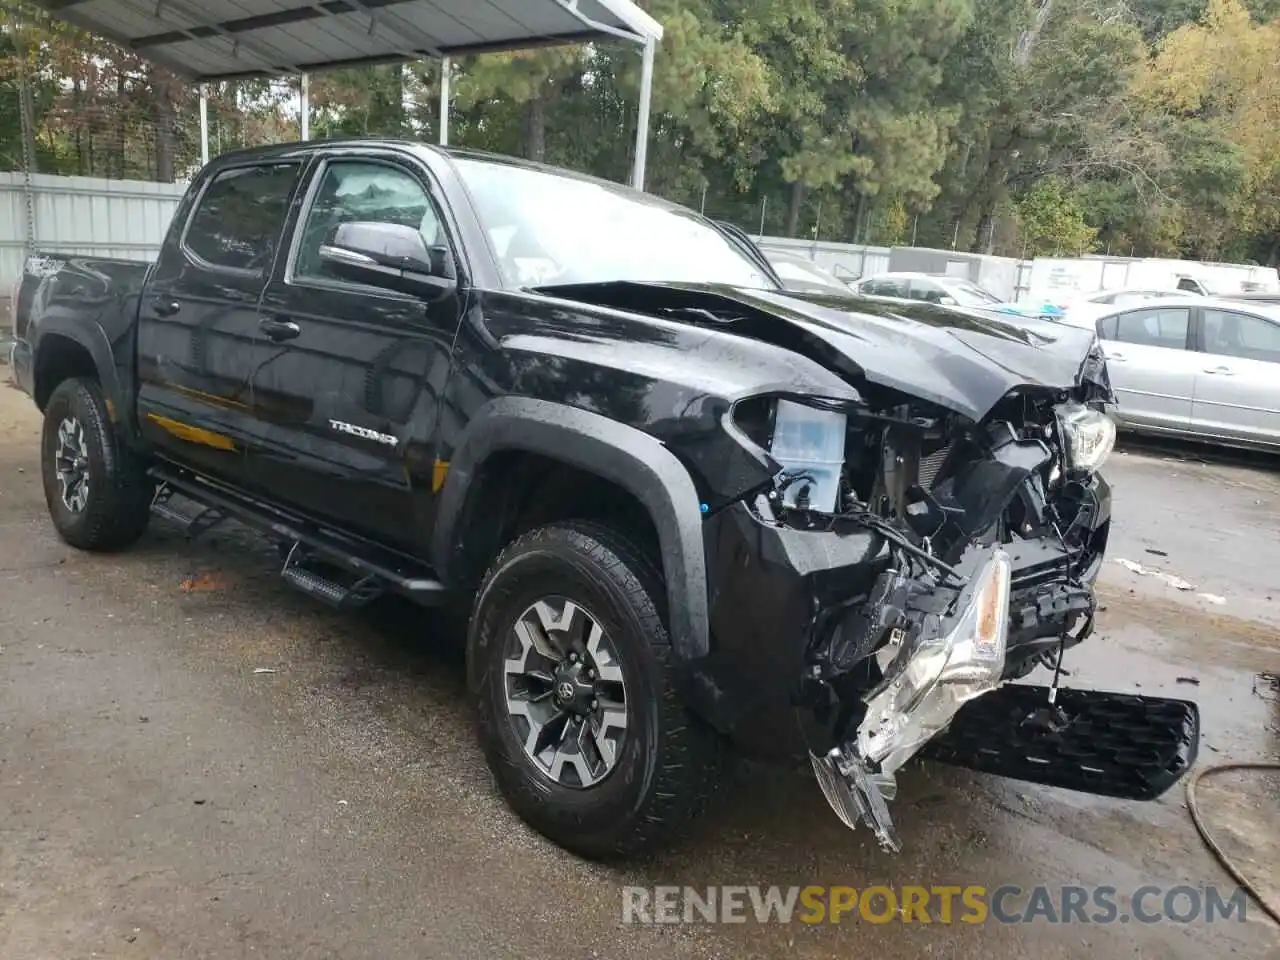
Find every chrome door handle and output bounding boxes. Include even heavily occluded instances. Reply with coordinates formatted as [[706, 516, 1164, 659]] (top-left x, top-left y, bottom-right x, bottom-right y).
[[152, 297, 181, 317], [1202, 366, 1234, 375], [1107, 353, 1126, 361], [259, 317, 301, 342]]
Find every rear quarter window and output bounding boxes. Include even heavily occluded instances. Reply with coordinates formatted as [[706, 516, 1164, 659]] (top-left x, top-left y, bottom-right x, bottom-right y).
[[184, 163, 301, 273]]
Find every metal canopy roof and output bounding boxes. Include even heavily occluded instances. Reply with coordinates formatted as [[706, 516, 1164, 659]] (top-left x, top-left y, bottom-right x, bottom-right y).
[[34, 0, 663, 82]]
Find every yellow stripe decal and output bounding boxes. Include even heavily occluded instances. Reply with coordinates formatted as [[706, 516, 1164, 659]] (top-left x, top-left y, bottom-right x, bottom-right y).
[[146, 413, 237, 452], [170, 383, 249, 411], [432, 458, 450, 494]]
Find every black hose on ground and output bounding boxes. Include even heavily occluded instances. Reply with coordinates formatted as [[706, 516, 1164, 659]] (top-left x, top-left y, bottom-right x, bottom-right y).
[[1184, 761, 1280, 928]]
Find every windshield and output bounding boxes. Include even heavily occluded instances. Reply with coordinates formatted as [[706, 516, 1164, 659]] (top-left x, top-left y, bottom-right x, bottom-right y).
[[940, 278, 1001, 306], [452, 157, 775, 290]]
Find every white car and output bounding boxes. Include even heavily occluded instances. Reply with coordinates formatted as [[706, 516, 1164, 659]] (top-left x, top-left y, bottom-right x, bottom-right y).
[[1058, 296, 1280, 451], [765, 251, 856, 296], [851, 271, 1005, 309], [1075, 287, 1197, 307], [1053, 288, 1198, 323]]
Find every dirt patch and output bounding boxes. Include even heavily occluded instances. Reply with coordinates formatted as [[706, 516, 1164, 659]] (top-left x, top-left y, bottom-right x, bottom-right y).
[[1098, 581, 1280, 658]]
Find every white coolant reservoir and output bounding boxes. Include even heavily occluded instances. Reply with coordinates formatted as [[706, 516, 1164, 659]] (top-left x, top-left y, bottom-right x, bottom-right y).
[[770, 399, 847, 513]]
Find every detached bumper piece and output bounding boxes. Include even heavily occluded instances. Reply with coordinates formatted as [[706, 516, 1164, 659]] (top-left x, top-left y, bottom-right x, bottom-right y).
[[811, 746, 901, 853], [811, 546, 1013, 852], [922, 684, 1200, 801]]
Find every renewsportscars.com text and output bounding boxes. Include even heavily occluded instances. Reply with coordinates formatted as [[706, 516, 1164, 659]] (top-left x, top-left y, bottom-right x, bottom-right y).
[[621, 884, 1251, 925]]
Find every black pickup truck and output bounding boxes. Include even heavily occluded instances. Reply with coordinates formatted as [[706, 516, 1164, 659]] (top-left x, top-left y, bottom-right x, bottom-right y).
[[8, 140, 1199, 858]]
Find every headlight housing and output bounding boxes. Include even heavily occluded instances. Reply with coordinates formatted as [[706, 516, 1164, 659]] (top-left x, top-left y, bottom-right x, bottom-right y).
[[856, 548, 1012, 775], [1054, 401, 1116, 474], [769, 399, 847, 513]]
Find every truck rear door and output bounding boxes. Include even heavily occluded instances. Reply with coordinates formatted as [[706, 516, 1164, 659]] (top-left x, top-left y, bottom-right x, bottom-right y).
[[137, 160, 305, 485]]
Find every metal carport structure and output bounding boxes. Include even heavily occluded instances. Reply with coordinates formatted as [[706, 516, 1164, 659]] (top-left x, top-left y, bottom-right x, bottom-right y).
[[30, 0, 664, 188]]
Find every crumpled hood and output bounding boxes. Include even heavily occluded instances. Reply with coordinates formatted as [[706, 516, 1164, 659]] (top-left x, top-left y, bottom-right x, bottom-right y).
[[673, 283, 1106, 421]]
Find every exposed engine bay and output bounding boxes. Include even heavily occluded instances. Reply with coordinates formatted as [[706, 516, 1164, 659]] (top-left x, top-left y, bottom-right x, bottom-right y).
[[731, 381, 1137, 851]]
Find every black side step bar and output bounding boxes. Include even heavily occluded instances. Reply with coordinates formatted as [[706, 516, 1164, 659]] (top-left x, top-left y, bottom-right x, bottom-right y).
[[278, 542, 388, 610], [151, 485, 228, 538], [921, 684, 1200, 802], [147, 464, 447, 609]]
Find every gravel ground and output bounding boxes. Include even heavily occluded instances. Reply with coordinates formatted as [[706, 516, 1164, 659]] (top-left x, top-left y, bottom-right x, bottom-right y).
[[1, 381, 1277, 959]]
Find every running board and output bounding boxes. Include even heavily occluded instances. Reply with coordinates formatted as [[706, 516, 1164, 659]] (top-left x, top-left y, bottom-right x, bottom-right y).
[[921, 684, 1200, 801], [148, 464, 447, 607], [151, 486, 227, 538], [279, 544, 386, 609]]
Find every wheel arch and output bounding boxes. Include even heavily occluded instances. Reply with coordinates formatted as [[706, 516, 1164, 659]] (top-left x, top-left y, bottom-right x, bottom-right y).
[[432, 398, 710, 661], [32, 319, 125, 428]]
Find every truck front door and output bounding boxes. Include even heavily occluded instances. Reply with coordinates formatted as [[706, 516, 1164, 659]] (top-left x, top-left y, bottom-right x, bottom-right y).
[[250, 153, 462, 551], [137, 161, 304, 485]]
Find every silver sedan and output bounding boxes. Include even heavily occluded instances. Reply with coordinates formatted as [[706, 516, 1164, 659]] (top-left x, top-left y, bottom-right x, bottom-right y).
[[1058, 296, 1280, 451]]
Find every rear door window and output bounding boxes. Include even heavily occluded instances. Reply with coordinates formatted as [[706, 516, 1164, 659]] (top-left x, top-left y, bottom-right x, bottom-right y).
[[184, 163, 302, 273], [1202, 309, 1280, 363], [1097, 307, 1190, 348]]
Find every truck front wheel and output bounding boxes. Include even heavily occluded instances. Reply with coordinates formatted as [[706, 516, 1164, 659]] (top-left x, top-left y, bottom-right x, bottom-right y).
[[41, 377, 152, 552], [467, 520, 720, 859]]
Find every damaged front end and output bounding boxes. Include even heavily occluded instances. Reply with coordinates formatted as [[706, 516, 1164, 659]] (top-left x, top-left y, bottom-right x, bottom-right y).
[[695, 373, 1199, 852], [813, 545, 1013, 852]]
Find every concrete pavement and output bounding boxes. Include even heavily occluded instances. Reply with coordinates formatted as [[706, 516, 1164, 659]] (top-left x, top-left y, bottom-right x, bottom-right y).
[[1, 384, 1276, 959]]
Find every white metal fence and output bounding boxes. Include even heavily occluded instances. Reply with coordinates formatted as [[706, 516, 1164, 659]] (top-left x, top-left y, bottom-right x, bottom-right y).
[[752, 236, 892, 283], [1, 171, 186, 296]]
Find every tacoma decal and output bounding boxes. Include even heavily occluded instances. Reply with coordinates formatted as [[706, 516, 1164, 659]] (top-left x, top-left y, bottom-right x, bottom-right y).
[[328, 419, 398, 447]]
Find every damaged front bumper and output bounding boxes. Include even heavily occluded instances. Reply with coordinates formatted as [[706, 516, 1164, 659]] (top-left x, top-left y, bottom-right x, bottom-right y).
[[689, 486, 1110, 760], [689, 477, 1199, 852], [813, 545, 1013, 852]]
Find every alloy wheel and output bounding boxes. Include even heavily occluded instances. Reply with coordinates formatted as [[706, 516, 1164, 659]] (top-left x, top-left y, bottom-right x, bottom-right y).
[[54, 416, 91, 513], [503, 596, 628, 788]]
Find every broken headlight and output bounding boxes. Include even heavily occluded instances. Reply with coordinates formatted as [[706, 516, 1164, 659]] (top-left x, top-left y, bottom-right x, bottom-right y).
[[1054, 401, 1116, 474], [855, 547, 1012, 775]]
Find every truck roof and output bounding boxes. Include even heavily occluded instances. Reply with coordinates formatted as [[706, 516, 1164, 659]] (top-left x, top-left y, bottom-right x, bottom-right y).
[[206, 136, 556, 165], [193, 138, 686, 209]]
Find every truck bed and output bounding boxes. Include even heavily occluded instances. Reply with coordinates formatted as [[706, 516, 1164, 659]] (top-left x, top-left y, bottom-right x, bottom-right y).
[[12, 253, 154, 344]]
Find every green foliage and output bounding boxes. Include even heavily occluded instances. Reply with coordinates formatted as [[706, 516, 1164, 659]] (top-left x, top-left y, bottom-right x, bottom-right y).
[[2, 0, 1280, 263], [1015, 177, 1097, 255]]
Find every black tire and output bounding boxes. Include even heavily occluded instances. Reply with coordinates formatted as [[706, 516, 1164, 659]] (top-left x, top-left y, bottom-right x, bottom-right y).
[[41, 377, 153, 552], [467, 520, 721, 860]]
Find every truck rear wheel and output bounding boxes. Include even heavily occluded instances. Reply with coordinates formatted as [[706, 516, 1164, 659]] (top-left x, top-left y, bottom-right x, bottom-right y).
[[467, 520, 720, 859], [41, 377, 152, 552]]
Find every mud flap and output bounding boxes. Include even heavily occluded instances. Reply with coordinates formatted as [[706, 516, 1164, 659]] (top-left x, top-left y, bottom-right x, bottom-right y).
[[921, 684, 1200, 801]]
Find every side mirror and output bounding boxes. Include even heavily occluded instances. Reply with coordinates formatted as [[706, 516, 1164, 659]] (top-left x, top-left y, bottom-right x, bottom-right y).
[[938, 295, 958, 306], [318, 221, 457, 299]]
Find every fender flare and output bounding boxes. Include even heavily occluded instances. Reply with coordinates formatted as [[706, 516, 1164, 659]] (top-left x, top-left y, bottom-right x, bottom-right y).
[[431, 396, 710, 661], [33, 316, 129, 430]]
